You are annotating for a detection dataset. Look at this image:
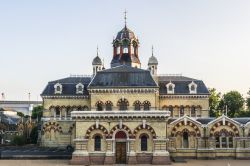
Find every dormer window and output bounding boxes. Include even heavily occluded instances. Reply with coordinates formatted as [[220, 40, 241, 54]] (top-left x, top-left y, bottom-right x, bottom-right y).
[[166, 82, 175, 94], [76, 83, 84, 94], [54, 83, 62, 94], [189, 81, 197, 94]]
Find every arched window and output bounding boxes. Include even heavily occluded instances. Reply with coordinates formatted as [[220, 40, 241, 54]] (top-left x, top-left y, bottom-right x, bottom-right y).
[[120, 101, 127, 110], [83, 106, 89, 111], [96, 101, 104, 111], [66, 107, 71, 116], [183, 132, 189, 148], [191, 106, 196, 117], [169, 106, 173, 117], [180, 106, 184, 116], [105, 101, 113, 111], [77, 106, 82, 111], [54, 83, 62, 94], [189, 81, 197, 94], [123, 46, 128, 53], [94, 135, 101, 151], [55, 107, 60, 117], [76, 83, 84, 94], [143, 101, 151, 111], [118, 98, 129, 111], [168, 85, 173, 91], [133, 101, 141, 111], [141, 135, 148, 151]]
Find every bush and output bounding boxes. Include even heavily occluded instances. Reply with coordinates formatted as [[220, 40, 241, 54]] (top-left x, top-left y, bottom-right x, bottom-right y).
[[30, 126, 38, 144], [12, 135, 26, 146]]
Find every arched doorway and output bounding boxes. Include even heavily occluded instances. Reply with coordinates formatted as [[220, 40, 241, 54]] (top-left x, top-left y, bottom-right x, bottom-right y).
[[115, 131, 127, 164], [183, 132, 189, 148]]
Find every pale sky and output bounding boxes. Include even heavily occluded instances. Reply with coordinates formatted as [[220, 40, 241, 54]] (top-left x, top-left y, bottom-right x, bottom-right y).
[[0, 0, 250, 101]]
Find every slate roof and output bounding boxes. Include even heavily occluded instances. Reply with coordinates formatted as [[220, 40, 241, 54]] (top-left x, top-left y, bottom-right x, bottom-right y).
[[92, 56, 102, 65], [148, 55, 158, 65], [115, 26, 136, 40], [232, 118, 250, 124], [41, 77, 91, 96], [88, 65, 158, 88], [196, 118, 215, 124], [158, 75, 210, 95]]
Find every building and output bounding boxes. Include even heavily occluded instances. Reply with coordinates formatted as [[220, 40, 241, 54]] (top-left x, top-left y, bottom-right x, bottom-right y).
[[40, 20, 250, 165], [0, 100, 42, 116], [0, 108, 36, 144]]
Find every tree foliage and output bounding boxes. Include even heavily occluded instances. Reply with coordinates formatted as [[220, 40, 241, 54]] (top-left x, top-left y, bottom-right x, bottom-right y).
[[221, 91, 244, 117], [31, 105, 43, 121], [247, 88, 250, 110], [17, 112, 24, 117], [30, 126, 38, 144], [209, 88, 221, 117]]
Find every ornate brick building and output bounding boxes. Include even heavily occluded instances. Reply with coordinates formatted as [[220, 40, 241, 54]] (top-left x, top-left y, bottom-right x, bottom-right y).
[[41, 21, 250, 165]]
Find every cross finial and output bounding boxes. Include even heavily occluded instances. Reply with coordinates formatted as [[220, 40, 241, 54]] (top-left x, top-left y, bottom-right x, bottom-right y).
[[124, 10, 127, 27]]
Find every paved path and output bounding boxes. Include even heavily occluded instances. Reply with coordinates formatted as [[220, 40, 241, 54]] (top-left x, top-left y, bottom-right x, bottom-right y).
[[0, 160, 250, 166]]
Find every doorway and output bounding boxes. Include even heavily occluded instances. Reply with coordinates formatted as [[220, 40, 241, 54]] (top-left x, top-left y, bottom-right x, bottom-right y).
[[115, 142, 127, 164], [183, 132, 189, 148], [115, 131, 127, 164]]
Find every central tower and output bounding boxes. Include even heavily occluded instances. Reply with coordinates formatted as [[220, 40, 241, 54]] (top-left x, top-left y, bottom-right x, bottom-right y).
[[111, 12, 141, 68]]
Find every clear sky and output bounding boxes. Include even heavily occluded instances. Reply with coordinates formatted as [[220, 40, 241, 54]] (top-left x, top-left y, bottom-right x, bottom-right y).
[[0, 0, 250, 101]]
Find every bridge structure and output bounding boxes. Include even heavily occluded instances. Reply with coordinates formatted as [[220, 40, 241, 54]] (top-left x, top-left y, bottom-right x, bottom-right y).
[[0, 100, 42, 115]]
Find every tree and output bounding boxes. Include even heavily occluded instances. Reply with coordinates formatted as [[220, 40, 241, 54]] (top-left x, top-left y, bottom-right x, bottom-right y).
[[221, 91, 245, 118], [247, 98, 250, 110], [247, 88, 250, 110], [208, 88, 221, 117], [17, 112, 24, 117], [31, 105, 43, 121]]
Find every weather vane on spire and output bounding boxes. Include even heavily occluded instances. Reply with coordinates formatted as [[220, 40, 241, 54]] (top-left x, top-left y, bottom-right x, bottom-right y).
[[124, 9, 127, 27]]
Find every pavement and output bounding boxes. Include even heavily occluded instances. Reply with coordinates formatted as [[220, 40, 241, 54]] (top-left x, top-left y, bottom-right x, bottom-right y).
[[0, 145, 72, 159], [0, 160, 250, 166]]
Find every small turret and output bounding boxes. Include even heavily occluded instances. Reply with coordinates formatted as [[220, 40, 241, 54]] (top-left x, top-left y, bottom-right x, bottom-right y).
[[148, 46, 158, 76], [92, 47, 103, 75]]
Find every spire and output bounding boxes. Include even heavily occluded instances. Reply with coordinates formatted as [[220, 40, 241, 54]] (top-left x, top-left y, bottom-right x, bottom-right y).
[[96, 45, 99, 57], [124, 10, 127, 28], [152, 45, 154, 57]]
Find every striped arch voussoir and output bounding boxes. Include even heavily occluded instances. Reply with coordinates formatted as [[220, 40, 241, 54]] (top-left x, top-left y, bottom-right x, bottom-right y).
[[134, 124, 157, 139], [171, 120, 201, 137], [85, 124, 109, 139], [209, 121, 240, 137], [42, 121, 63, 134], [110, 124, 133, 139]]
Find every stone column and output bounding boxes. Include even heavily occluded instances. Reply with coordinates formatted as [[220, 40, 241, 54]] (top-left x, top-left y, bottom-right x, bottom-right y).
[[152, 139, 171, 165], [51, 108, 56, 120], [127, 139, 137, 164], [104, 139, 115, 165], [69, 138, 90, 165]]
